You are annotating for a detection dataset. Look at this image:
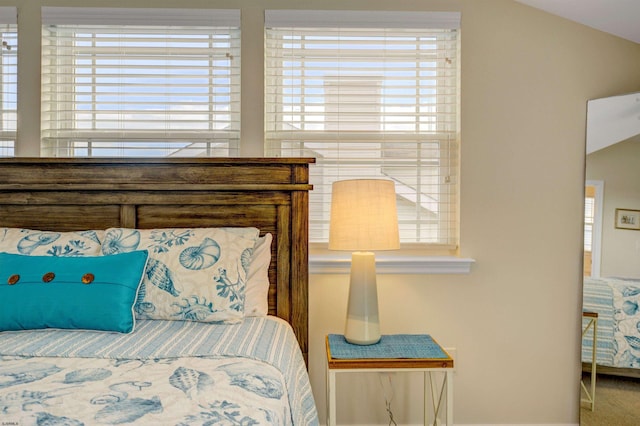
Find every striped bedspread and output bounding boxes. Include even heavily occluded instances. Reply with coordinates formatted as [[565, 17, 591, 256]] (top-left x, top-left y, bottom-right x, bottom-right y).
[[582, 277, 615, 366], [583, 277, 640, 369], [0, 316, 319, 425]]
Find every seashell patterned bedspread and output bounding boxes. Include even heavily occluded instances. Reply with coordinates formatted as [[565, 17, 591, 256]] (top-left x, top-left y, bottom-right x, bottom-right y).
[[0, 317, 319, 425], [582, 276, 640, 369]]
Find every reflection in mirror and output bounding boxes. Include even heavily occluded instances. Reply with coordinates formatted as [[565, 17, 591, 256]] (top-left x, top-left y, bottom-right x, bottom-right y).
[[581, 92, 640, 424]]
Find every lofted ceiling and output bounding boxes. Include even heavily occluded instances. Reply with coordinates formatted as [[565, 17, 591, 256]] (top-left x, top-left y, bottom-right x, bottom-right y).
[[514, 1, 640, 152], [515, 0, 640, 44]]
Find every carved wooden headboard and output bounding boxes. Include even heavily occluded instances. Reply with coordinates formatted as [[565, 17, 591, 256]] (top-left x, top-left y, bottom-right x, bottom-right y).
[[0, 157, 314, 361]]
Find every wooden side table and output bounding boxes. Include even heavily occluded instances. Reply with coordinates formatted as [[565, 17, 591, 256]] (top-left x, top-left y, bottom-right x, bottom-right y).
[[581, 311, 598, 411], [325, 334, 454, 426]]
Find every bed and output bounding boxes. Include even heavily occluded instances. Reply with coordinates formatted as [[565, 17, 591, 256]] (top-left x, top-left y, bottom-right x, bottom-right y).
[[0, 158, 319, 425], [582, 276, 640, 378]]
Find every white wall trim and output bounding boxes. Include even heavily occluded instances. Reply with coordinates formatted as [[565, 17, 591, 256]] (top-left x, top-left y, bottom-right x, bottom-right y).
[[310, 254, 475, 274]]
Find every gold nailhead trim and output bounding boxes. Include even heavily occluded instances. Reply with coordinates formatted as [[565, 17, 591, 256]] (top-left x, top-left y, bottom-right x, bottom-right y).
[[42, 272, 55, 283], [82, 273, 95, 284], [8, 274, 20, 285]]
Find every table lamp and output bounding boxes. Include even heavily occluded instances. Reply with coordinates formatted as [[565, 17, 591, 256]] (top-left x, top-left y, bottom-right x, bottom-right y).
[[329, 179, 400, 345]]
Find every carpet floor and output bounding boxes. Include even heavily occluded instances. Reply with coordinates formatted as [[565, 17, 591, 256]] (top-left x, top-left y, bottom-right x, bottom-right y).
[[580, 373, 640, 426]]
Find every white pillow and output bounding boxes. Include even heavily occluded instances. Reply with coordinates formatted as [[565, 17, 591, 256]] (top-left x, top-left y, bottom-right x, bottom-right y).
[[0, 227, 103, 256], [244, 233, 272, 316]]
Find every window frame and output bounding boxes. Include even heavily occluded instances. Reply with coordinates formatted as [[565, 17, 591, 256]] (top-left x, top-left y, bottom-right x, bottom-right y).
[[264, 10, 461, 248], [39, 7, 241, 157]]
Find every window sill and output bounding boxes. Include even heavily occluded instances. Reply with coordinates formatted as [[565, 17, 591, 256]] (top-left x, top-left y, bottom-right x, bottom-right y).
[[309, 253, 475, 274]]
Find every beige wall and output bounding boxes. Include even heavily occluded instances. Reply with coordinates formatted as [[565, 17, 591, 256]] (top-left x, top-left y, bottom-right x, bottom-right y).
[[5, 0, 640, 423], [587, 135, 640, 279]]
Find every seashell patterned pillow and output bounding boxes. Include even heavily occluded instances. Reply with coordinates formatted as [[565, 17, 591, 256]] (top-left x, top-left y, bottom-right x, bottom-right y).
[[0, 227, 103, 257], [101, 227, 260, 324]]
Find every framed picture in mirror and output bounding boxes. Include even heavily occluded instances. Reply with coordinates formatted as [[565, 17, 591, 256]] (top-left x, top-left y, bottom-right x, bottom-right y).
[[615, 208, 640, 230]]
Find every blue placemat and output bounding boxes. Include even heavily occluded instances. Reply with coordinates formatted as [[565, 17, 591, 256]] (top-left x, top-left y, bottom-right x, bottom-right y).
[[328, 334, 448, 359]]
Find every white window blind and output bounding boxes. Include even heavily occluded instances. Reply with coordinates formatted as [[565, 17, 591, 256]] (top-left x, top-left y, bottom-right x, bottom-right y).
[[265, 10, 460, 245], [0, 7, 17, 157], [584, 189, 595, 252], [41, 8, 240, 157]]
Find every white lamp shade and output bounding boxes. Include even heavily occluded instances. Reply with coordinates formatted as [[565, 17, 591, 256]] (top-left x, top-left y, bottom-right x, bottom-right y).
[[329, 179, 400, 251]]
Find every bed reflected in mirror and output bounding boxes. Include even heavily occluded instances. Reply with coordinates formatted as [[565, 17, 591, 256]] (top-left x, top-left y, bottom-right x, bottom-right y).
[[580, 92, 640, 424]]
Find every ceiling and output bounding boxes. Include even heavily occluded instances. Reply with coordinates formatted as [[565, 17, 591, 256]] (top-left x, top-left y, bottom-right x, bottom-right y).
[[515, 0, 640, 44]]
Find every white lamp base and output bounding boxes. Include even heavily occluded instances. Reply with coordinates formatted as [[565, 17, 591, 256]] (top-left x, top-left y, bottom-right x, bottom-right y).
[[345, 252, 380, 345]]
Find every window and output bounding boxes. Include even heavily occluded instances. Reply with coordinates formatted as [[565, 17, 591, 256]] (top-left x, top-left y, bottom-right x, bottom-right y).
[[0, 7, 16, 157], [584, 182, 603, 278], [264, 11, 460, 245], [41, 7, 240, 157], [584, 187, 595, 253]]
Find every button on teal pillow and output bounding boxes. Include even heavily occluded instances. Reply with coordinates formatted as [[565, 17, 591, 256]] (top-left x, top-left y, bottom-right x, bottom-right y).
[[0, 250, 149, 333]]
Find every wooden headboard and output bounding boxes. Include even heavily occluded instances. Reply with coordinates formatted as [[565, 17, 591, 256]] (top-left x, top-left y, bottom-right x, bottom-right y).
[[0, 157, 314, 361]]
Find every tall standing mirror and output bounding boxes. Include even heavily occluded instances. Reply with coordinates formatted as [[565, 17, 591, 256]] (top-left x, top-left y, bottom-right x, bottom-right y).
[[581, 91, 640, 423]]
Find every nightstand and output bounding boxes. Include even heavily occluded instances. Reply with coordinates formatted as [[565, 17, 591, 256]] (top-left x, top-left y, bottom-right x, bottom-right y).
[[325, 334, 454, 426]]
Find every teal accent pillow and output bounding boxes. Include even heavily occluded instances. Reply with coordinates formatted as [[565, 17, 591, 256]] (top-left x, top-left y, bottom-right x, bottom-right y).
[[0, 250, 149, 333]]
